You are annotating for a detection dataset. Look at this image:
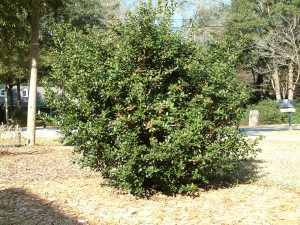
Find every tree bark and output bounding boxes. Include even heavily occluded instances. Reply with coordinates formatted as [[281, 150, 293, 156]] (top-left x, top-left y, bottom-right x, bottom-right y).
[[288, 61, 294, 99], [27, 0, 40, 146], [17, 79, 21, 109], [8, 84, 13, 119], [4, 84, 9, 125], [273, 63, 281, 100]]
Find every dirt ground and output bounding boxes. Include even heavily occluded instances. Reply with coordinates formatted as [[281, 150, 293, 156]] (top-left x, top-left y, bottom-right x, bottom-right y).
[[0, 136, 300, 225]]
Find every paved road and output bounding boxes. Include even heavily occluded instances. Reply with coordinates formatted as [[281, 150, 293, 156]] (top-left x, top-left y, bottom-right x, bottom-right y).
[[22, 127, 63, 138], [240, 124, 300, 141]]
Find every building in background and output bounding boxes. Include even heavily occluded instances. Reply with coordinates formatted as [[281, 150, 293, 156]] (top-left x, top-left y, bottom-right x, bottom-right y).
[[0, 85, 53, 123]]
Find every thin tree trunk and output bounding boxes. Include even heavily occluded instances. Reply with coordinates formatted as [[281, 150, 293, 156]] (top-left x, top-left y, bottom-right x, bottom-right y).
[[273, 63, 281, 100], [260, 1, 264, 12], [27, 0, 40, 146], [281, 83, 287, 99], [4, 85, 9, 125], [17, 79, 21, 109], [8, 85, 13, 119], [288, 61, 294, 99]]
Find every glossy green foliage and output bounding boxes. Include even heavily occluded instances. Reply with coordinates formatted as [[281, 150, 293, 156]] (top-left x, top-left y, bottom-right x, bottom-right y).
[[44, 1, 260, 195]]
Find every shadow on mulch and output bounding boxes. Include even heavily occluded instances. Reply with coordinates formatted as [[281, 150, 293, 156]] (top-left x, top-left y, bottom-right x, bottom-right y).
[[0, 149, 51, 156], [0, 188, 85, 225], [206, 158, 266, 190], [141, 158, 267, 198]]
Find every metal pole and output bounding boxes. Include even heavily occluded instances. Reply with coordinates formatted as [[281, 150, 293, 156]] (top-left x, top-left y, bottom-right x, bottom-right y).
[[288, 112, 292, 130]]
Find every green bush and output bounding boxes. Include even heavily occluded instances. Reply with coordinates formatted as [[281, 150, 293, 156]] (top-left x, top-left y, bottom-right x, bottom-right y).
[[44, 1, 260, 195], [12, 109, 27, 127], [36, 112, 56, 127], [240, 98, 283, 125], [241, 98, 300, 125]]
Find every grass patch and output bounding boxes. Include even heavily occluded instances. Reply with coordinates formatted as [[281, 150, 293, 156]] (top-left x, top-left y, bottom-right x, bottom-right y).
[[255, 139, 300, 191]]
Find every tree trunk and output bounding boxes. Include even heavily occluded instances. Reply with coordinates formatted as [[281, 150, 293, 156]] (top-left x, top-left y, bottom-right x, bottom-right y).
[[273, 63, 281, 100], [27, 0, 40, 146], [288, 61, 294, 99], [8, 84, 13, 119], [17, 79, 21, 109], [260, 1, 264, 12], [4, 85, 9, 125]]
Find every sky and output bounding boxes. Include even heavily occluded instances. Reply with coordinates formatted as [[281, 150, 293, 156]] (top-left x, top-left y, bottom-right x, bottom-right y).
[[120, 0, 231, 27]]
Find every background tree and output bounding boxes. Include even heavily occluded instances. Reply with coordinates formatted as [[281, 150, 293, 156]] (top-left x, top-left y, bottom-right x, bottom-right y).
[[0, 1, 30, 124], [51, 0, 120, 30], [0, 0, 121, 131], [225, 0, 300, 100], [180, 0, 229, 42], [255, 13, 300, 99], [27, 0, 77, 145], [27, 0, 41, 145]]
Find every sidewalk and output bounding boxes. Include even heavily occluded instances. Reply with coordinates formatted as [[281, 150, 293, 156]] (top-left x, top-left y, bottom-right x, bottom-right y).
[[22, 127, 63, 138], [240, 124, 300, 141], [21, 124, 300, 141]]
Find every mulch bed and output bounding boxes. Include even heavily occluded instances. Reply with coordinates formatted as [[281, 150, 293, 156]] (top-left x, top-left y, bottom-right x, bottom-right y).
[[0, 140, 299, 225]]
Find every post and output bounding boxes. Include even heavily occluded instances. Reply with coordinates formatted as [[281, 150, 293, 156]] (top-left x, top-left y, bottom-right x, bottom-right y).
[[288, 112, 292, 131], [277, 99, 296, 131], [249, 110, 259, 127]]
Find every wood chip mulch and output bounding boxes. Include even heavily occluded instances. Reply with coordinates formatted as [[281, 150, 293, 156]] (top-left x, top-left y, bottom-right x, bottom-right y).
[[0, 140, 299, 225]]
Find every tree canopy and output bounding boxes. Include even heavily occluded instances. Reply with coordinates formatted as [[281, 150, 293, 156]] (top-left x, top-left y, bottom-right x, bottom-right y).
[[0, 0, 120, 142], [225, 0, 300, 100]]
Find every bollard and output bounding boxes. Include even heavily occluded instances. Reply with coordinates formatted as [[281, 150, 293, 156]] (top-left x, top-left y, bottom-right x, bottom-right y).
[[249, 110, 259, 127], [288, 112, 292, 131]]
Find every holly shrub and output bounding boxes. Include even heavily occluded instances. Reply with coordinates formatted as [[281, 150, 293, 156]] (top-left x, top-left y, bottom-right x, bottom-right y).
[[44, 1, 260, 195]]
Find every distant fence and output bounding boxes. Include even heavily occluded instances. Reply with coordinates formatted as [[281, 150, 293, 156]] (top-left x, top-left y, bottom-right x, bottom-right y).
[[0, 125, 22, 147]]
